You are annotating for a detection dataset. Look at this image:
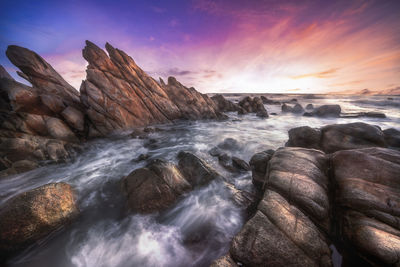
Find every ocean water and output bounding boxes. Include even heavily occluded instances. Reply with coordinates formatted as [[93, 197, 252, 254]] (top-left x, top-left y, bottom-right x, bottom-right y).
[[1, 94, 399, 267]]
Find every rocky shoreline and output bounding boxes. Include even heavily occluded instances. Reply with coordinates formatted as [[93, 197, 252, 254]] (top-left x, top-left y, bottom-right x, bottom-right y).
[[1, 41, 400, 266]]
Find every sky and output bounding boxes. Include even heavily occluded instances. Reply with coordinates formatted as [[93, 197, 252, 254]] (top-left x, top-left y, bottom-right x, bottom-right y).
[[1, 0, 400, 94]]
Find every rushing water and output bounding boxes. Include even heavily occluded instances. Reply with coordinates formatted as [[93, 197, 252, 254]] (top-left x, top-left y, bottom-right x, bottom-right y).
[[1, 94, 399, 267]]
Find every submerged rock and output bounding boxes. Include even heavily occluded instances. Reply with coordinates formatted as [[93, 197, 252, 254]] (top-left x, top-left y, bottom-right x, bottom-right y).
[[0, 183, 79, 257], [209, 146, 223, 157], [306, 103, 314, 110], [122, 159, 191, 213], [331, 147, 400, 266], [217, 138, 240, 151]]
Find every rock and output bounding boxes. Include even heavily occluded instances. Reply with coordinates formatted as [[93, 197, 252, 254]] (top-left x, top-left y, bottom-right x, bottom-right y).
[[363, 111, 386, 118], [0, 183, 79, 257], [292, 103, 304, 113], [11, 160, 38, 173], [230, 147, 331, 267], [211, 94, 241, 112], [281, 103, 293, 112], [6, 46, 80, 106], [210, 254, 238, 267], [134, 153, 150, 162], [320, 122, 386, 153], [61, 106, 85, 132], [177, 151, 223, 186], [45, 117, 79, 143], [286, 126, 322, 150], [260, 96, 280, 105], [249, 149, 274, 190], [209, 146, 223, 157], [238, 96, 268, 117], [312, 104, 341, 117], [231, 157, 250, 171], [290, 98, 297, 102], [331, 148, 400, 266], [306, 103, 314, 110], [383, 128, 400, 148], [218, 153, 237, 172], [217, 138, 240, 150], [286, 122, 388, 153], [80, 41, 222, 136], [122, 159, 191, 213]]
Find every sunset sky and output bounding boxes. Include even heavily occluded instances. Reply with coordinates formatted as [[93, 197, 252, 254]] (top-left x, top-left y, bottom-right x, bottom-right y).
[[1, 0, 400, 93]]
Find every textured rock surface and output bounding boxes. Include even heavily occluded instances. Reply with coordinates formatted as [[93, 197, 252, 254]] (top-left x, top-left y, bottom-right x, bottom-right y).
[[286, 122, 388, 153], [331, 147, 400, 266], [311, 104, 341, 117], [230, 147, 332, 266], [0, 183, 79, 257], [177, 151, 223, 186], [80, 41, 223, 136], [122, 159, 191, 213], [210, 254, 238, 267]]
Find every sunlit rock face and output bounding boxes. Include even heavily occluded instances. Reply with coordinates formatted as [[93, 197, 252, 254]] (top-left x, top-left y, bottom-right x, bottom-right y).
[[0, 183, 79, 258], [230, 147, 332, 267], [331, 147, 400, 266], [80, 41, 223, 137]]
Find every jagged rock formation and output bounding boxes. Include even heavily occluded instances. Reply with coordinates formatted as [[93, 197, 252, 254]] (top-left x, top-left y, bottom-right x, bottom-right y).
[[0, 41, 225, 176], [211, 94, 243, 113], [238, 96, 269, 117], [80, 41, 223, 137]]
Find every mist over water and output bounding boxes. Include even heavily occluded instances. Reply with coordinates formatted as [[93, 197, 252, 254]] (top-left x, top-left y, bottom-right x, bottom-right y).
[[1, 94, 399, 267]]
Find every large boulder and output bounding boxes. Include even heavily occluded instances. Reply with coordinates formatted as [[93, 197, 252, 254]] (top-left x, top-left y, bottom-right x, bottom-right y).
[[230, 147, 332, 266], [122, 159, 191, 213], [0, 183, 79, 258], [331, 148, 400, 266], [177, 151, 223, 186], [286, 122, 388, 153], [320, 122, 386, 153], [383, 128, 400, 148], [311, 104, 341, 117], [286, 126, 321, 150]]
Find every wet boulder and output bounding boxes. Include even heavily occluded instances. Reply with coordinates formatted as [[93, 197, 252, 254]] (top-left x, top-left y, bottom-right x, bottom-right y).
[[306, 103, 314, 110], [281, 103, 293, 112], [231, 157, 250, 171], [286, 126, 321, 150], [320, 122, 386, 153], [383, 128, 400, 148], [331, 148, 400, 266], [209, 146, 223, 157], [122, 159, 191, 213], [230, 147, 332, 266], [217, 138, 240, 151], [0, 183, 79, 257], [248, 149, 274, 190], [292, 103, 305, 114], [260, 96, 280, 105], [311, 104, 341, 117], [177, 151, 223, 186]]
